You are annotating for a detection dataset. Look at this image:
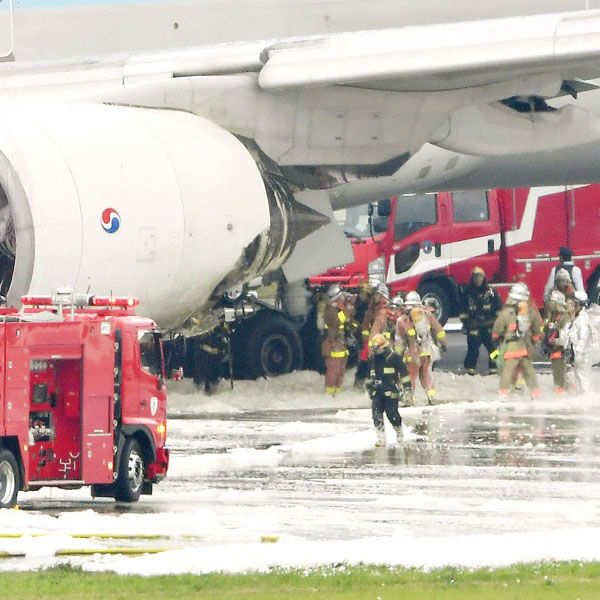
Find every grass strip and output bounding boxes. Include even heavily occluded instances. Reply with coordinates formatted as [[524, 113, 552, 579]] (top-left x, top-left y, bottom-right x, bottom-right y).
[[2, 561, 600, 599]]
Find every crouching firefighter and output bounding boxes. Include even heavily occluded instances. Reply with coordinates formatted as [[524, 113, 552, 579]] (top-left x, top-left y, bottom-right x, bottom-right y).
[[492, 283, 542, 399], [366, 333, 412, 447]]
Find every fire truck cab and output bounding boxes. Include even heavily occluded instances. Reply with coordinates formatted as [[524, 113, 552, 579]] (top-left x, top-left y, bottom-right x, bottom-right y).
[[312, 185, 600, 323], [0, 292, 169, 508]]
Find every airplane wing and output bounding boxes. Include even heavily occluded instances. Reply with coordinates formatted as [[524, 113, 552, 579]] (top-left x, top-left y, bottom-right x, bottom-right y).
[[258, 10, 600, 92]]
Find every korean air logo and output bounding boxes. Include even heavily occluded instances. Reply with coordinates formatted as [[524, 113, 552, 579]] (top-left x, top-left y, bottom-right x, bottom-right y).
[[101, 208, 120, 234]]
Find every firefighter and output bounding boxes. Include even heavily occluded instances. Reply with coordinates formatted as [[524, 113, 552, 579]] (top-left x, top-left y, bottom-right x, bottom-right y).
[[366, 333, 412, 446], [363, 282, 390, 355], [544, 246, 584, 299], [192, 324, 229, 394], [543, 289, 571, 393], [353, 280, 374, 388], [459, 266, 503, 375], [401, 291, 448, 405], [552, 267, 576, 300], [566, 290, 594, 395], [322, 284, 350, 395], [492, 283, 542, 399]]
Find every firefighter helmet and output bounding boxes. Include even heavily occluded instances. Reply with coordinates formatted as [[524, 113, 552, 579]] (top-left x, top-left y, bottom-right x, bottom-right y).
[[327, 284, 343, 301], [389, 294, 404, 309], [555, 267, 571, 282], [405, 291, 422, 306], [371, 333, 389, 353], [508, 282, 529, 303], [549, 289, 567, 310], [472, 266, 485, 278]]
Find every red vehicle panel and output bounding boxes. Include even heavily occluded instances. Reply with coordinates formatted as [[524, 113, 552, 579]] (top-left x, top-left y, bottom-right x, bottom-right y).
[[0, 295, 169, 508], [311, 185, 600, 323]]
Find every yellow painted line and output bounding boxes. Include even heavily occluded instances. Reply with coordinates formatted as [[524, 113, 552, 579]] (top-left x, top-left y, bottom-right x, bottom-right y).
[[0, 552, 25, 558], [55, 547, 178, 557], [260, 536, 280, 544], [0, 533, 167, 540], [71, 534, 167, 540]]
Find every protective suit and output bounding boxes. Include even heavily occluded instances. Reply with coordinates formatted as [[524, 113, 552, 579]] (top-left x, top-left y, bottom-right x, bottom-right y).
[[492, 284, 542, 399], [566, 291, 594, 395], [459, 266, 502, 375], [543, 290, 571, 393], [367, 334, 411, 446], [322, 286, 351, 395], [353, 280, 373, 388], [397, 292, 447, 405]]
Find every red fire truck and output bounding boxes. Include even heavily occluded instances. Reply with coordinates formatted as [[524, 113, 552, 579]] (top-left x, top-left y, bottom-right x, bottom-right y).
[[0, 292, 169, 508], [311, 185, 600, 323]]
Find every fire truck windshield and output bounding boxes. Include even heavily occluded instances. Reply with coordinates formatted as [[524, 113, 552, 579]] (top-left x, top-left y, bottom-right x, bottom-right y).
[[342, 204, 389, 239], [394, 193, 438, 241], [138, 330, 162, 377]]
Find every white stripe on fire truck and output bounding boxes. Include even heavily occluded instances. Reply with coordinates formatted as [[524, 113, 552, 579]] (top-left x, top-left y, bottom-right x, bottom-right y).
[[388, 184, 588, 284]]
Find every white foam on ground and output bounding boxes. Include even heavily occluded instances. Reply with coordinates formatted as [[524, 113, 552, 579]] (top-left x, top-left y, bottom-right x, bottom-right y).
[[0, 368, 598, 575]]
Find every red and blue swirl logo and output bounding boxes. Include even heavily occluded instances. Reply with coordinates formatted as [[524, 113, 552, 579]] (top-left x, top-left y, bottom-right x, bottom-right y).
[[101, 208, 120, 234]]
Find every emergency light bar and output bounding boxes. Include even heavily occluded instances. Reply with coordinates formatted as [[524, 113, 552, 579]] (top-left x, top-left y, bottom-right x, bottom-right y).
[[21, 295, 53, 306], [21, 294, 139, 308], [89, 296, 139, 308]]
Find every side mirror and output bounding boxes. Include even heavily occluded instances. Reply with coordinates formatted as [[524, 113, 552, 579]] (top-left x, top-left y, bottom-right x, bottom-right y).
[[377, 199, 392, 217]]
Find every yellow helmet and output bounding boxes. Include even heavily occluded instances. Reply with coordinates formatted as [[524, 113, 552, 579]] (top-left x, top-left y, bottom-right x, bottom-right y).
[[371, 333, 389, 352], [472, 266, 485, 277]]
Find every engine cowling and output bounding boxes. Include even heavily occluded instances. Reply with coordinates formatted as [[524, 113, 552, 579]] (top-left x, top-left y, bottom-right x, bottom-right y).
[[0, 103, 273, 328]]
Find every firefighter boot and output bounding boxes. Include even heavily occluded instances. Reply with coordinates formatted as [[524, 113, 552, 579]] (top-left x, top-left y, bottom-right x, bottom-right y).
[[375, 428, 386, 447], [394, 425, 404, 444], [426, 388, 437, 406]]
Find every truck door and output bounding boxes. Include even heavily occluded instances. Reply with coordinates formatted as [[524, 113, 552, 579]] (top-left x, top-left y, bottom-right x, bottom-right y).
[[136, 330, 167, 432], [387, 193, 449, 285], [81, 333, 114, 484], [447, 190, 501, 283]]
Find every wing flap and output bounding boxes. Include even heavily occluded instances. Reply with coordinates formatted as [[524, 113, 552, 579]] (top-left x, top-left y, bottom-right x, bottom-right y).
[[258, 10, 600, 91]]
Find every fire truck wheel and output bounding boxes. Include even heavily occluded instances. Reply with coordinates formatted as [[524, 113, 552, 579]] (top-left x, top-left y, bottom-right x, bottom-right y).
[[115, 438, 145, 502], [0, 449, 19, 508], [418, 281, 450, 325]]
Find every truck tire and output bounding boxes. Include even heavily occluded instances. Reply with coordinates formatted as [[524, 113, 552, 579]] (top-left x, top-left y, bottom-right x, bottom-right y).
[[114, 438, 144, 503], [418, 281, 450, 325], [0, 449, 19, 508], [242, 314, 304, 378]]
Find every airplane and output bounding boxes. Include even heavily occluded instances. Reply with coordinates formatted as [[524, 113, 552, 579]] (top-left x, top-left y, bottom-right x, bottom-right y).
[[0, 0, 598, 330]]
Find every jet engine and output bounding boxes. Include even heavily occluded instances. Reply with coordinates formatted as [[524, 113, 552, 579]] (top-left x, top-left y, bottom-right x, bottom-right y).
[[0, 103, 327, 329]]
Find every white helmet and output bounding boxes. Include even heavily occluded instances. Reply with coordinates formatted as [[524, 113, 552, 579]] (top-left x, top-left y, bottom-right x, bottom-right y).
[[389, 294, 404, 309], [549, 289, 567, 310], [327, 284, 343, 301], [376, 282, 390, 300], [508, 282, 529, 303], [555, 267, 571, 282], [573, 290, 589, 305], [405, 291, 422, 307]]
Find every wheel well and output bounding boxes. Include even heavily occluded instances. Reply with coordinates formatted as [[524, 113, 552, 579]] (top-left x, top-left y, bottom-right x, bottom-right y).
[[0, 437, 24, 491], [419, 275, 460, 315], [120, 426, 156, 465]]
